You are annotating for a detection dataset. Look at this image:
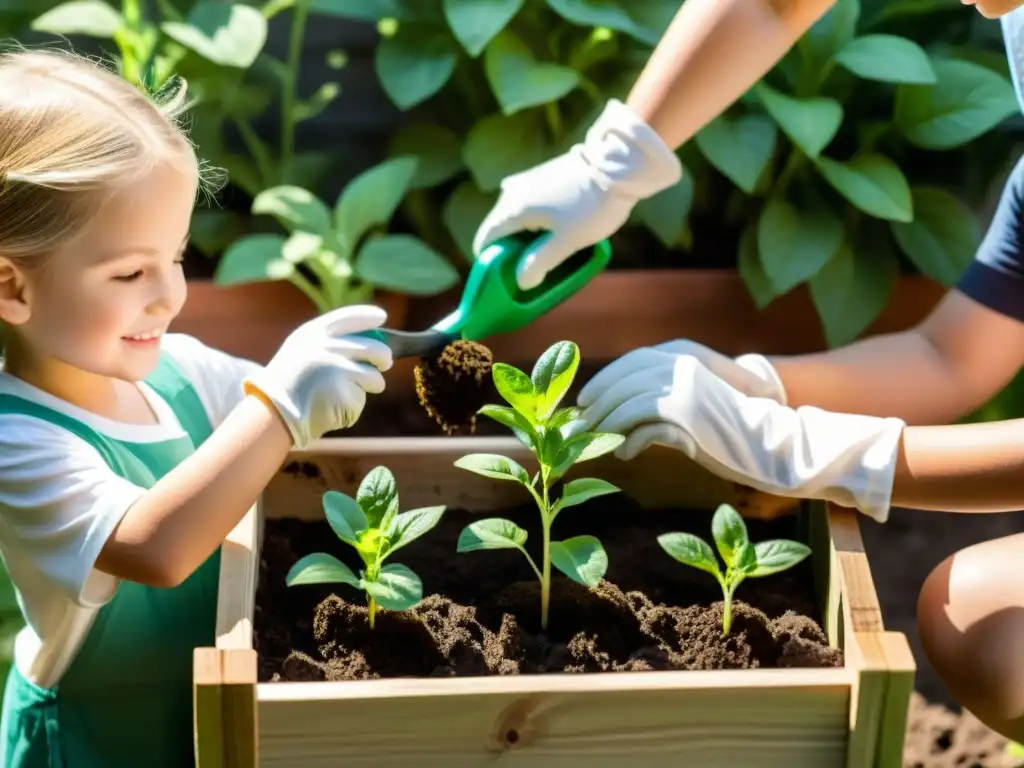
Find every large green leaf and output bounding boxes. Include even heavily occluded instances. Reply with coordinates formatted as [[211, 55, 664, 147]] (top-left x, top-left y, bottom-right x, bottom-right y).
[[694, 114, 777, 193], [757, 197, 845, 294], [531, 341, 580, 419], [444, 0, 524, 57], [464, 111, 548, 192], [710, 504, 749, 569], [162, 2, 267, 68], [354, 235, 459, 295], [890, 187, 980, 287], [550, 536, 608, 587], [384, 506, 446, 556], [798, 0, 860, 72], [214, 234, 292, 285], [388, 123, 464, 189], [478, 404, 538, 449], [484, 30, 579, 115], [252, 186, 333, 237], [356, 466, 399, 530], [456, 518, 529, 552], [756, 84, 842, 158], [556, 478, 620, 512], [285, 553, 361, 588], [443, 181, 499, 261], [375, 24, 458, 110], [895, 58, 1017, 150], [656, 532, 721, 579], [31, 0, 122, 37], [454, 453, 531, 484], [634, 174, 693, 247], [363, 563, 423, 611], [809, 241, 899, 347], [835, 34, 935, 84], [750, 540, 812, 578], [815, 153, 913, 222], [545, 0, 676, 46], [491, 363, 537, 418], [334, 156, 418, 249], [737, 225, 778, 310], [322, 491, 369, 545]]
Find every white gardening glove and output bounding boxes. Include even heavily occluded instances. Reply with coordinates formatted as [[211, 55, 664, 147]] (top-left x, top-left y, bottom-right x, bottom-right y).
[[575, 347, 905, 523], [243, 305, 393, 449], [473, 99, 683, 289], [578, 339, 789, 406]]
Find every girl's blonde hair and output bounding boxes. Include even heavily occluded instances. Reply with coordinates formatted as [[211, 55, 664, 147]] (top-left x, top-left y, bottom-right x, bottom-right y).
[[0, 47, 221, 268]]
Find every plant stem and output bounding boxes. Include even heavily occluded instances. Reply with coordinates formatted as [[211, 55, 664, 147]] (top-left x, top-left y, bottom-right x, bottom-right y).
[[544, 101, 563, 144], [721, 585, 733, 636], [368, 597, 377, 629], [232, 116, 275, 190], [280, 0, 310, 181], [540, 470, 552, 631]]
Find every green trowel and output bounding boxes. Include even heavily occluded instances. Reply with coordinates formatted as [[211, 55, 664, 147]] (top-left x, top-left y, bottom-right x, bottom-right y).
[[358, 234, 612, 359]]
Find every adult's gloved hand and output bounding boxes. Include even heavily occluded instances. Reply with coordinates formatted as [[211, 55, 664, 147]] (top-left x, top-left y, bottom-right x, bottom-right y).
[[575, 345, 905, 523], [243, 305, 393, 449], [579, 339, 790, 405], [472, 99, 682, 290]]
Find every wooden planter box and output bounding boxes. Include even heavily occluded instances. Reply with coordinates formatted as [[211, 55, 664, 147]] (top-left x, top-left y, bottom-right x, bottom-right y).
[[193, 437, 915, 767]]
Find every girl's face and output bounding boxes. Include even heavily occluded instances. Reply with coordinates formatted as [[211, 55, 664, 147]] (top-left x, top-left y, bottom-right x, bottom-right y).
[[4, 159, 197, 386]]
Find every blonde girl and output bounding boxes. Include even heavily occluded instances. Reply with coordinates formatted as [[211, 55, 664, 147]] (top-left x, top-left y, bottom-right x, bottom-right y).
[[0, 49, 393, 766]]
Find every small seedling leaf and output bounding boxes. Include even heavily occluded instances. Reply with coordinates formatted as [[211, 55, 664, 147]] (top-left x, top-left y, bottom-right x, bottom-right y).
[[478, 404, 537, 450], [711, 504, 749, 568], [556, 478, 621, 512], [657, 532, 721, 579], [550, 535, 608, 587], [285, 553, 361, 588], [735, 540, 758, 573], [456, 518, 528, 552], [362, 563, 423, 611], [492, 363, 537, 420], [750, 540, 812, 577], [531, 341, 580, 420], [551, 432, 624, 477], [549, 406, 582, 431], [538, 427, 566, 467], [384, 505, 446, 557], [322, 491, 368, 545], [357, 466, 399, 529], [454, 453, 531, 485]]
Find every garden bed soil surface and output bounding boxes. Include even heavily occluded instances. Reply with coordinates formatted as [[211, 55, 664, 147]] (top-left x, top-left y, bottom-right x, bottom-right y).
[[254, 498, 843, 683]]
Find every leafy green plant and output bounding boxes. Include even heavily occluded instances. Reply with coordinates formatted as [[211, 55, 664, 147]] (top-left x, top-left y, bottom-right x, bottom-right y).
[[285, 466, 445, 628], [322, 0, 1017, 346], [453, 340, 624, 630], [213, 156, 460, 309], [657, 504, 811, 636], [30, 0, 346, 258]]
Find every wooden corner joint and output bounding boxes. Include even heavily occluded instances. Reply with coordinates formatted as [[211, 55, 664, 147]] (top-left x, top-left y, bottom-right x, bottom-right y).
[[194, 647, 258, 687]]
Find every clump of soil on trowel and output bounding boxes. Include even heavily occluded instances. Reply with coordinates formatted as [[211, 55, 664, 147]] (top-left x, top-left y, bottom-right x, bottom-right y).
[[255, 497, 844, 682], [414, 340, 495, 434]]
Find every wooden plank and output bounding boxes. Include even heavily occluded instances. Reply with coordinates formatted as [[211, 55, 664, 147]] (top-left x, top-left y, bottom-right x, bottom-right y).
[[875, 632, 916, 768], [264, 438, 798, 521], [257, 671, 852, 767], [194, 647, 258, 768], [216, 500, 261, 650]]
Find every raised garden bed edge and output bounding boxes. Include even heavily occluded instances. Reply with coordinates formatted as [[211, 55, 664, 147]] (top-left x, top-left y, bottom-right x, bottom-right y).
[[192, 437, 916, 768]]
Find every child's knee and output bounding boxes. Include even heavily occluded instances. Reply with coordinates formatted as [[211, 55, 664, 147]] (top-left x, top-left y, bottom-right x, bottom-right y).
[[917, 534, 1024, 736]]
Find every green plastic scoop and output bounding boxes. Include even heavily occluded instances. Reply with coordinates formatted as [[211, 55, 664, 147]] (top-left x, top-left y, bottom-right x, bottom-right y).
[[359, 234, 611, 359]]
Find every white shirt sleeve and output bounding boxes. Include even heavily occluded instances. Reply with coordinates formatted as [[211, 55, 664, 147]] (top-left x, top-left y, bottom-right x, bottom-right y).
[[160, 333, 262, 429], [0, 416, 146, 608]]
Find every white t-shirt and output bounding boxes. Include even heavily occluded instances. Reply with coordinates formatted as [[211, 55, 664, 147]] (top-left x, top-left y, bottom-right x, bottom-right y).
[[0, 334, 259, 688]]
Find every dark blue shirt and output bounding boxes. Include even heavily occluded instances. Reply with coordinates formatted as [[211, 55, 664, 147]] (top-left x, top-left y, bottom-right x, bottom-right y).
[[958, 155, 1024, 323]]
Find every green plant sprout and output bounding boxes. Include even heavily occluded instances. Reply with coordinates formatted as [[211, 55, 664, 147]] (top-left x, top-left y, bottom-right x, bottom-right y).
[[454, 341, 624, 631], [285, 466, 445, 629], [657, 504, 811, 636]]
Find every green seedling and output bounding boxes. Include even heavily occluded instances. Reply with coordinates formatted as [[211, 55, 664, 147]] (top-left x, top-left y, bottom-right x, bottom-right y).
[[454, 341, 624, 630], [657, 504, 811, 636], [285, 466, 445, 628]]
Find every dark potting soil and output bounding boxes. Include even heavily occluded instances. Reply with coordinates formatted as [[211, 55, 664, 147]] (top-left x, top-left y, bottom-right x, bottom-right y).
[[254, 496, 843, 682]]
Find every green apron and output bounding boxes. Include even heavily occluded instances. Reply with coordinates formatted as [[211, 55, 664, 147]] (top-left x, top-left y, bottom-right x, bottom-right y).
[[0, 352, 221, 767]]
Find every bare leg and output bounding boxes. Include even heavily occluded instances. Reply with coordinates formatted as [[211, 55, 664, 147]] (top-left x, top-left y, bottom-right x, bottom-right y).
[[917, 532, 1024, 740]]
